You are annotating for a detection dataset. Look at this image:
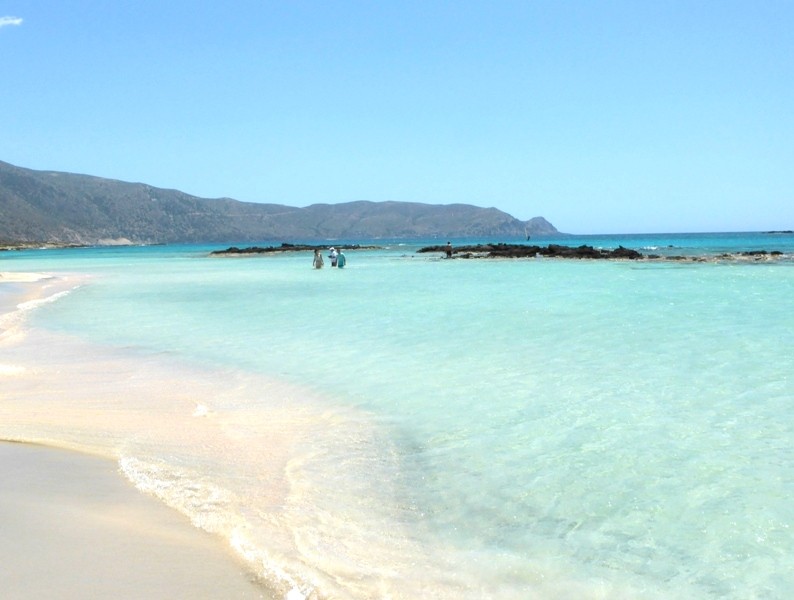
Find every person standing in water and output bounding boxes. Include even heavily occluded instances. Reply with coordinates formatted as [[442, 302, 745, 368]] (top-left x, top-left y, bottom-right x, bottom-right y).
[[312, 248, 324, 269], [337, 249, 346, 268], [328, 247, 338, 267], [445, 241, 453, 258]]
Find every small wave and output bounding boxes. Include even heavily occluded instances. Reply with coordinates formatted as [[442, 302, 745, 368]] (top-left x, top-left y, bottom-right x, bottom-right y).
[[229, 531, 309, 600], [118, 456, 235, 532], [119, 455, 307, 597], [16, 288, 75, 312], [1, 287, 77, 335]]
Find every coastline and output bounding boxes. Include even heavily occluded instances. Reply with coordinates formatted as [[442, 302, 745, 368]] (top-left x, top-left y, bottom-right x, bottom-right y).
[[0, 441, 270, 600], [0, 275, 275, 599]]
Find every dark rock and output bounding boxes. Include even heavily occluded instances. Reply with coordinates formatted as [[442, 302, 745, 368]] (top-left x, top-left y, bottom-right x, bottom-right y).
[[418, 243, 644, 260], [211, 243, 375, 256], [609, 245, 642, 259]]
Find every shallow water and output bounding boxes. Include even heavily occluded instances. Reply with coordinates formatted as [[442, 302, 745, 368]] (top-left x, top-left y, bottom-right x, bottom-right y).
[[2, 233, 793, 598]]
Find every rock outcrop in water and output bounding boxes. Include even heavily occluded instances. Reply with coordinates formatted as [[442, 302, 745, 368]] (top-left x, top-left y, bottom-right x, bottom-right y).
[[417, 244, 791, 262], [209, 242, 791, 263], [418, 243, 644, 259], [210, 243, 378, 255]]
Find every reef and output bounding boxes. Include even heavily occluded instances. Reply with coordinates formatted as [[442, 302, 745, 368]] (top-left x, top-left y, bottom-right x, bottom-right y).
[[210, 243, 379, 256], [418, 243, 644, 259], [418, 243, 789, 262]]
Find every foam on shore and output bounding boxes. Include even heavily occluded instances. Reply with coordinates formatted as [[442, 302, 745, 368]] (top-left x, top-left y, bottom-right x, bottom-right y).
[[0, 276, 275, 598], [0, 274, 427, 599], [0, 441, 270, 599]]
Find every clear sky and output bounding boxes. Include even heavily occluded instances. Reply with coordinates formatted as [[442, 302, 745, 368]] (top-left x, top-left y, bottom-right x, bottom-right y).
[[2, 1, 792, 234]]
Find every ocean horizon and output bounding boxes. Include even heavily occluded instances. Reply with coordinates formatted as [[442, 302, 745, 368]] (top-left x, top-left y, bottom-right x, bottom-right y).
[[2, 231, 793, 599]]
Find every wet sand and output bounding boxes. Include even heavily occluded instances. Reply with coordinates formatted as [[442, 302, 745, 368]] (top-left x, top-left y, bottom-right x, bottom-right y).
[[0, 273, 302, 599], [1, 274, 271, 598], [0, 441, 272, 599]]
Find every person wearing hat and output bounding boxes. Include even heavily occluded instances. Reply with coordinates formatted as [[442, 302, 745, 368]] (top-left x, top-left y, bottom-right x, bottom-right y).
[[328, 247, 338, 267]]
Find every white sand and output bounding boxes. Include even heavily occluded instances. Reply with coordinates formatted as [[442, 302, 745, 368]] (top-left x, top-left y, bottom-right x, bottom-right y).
[[0, 442, 273, 599], [0, 275, 286, 599], [0, 272, 53, 283]]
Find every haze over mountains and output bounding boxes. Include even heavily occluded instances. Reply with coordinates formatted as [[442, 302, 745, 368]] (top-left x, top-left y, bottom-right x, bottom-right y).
[[0, 160, 558, 245]]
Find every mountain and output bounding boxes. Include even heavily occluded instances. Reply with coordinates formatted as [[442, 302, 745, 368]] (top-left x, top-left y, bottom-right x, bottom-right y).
[[0, 160, 558, 244]]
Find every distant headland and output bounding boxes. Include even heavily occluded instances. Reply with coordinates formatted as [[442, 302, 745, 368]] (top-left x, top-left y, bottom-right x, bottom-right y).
[[0, 159, 558, 245]]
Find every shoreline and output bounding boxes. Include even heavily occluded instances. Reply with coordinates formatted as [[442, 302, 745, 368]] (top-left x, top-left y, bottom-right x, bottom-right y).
[[1, 276, 277, 599], [0, 440, 271, 599]]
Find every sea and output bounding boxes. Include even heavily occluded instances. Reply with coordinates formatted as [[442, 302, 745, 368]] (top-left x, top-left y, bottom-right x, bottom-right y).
[[1, 232, 793, 599]]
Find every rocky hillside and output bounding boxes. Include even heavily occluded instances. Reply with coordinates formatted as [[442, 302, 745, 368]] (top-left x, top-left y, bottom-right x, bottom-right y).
[[0, 160, 558, 244]]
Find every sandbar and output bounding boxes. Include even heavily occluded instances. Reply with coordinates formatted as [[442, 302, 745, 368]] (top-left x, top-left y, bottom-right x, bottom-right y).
[[0, 271, 53, 283]]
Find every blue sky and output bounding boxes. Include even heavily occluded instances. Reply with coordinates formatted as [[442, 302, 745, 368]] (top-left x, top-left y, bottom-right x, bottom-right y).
[[2, 1, 792, 234]]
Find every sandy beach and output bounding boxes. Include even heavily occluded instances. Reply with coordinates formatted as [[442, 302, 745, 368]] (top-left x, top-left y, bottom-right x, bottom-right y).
[[0, 272, 54, 283], [1, 274, 273, 599], [0, 442, 270, 599]]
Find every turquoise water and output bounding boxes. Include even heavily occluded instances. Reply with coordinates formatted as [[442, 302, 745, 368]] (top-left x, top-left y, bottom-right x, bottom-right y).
[[2, 233, 794, 598]]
